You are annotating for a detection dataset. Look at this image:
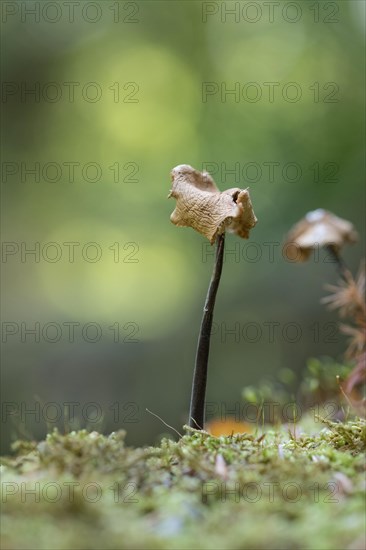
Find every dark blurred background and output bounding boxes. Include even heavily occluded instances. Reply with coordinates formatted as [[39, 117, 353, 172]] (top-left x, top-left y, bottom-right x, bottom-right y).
[[1, 0, 365, 452]]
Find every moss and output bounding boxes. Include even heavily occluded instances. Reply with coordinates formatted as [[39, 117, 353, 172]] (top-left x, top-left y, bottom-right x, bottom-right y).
[[1, 418, 365, 550]]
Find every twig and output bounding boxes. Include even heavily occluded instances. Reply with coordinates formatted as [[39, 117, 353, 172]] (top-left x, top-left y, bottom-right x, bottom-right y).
[[146, 408, 182, 438], [189, 233, 225, 428]]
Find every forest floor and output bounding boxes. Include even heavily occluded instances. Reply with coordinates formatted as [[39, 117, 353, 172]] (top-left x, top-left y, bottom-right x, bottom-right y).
[[1, 416, 365, 550]]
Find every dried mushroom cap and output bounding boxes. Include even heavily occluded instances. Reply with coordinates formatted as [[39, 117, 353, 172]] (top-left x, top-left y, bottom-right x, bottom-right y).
[[168, 164, 257, 244], [284, 209, 358, 261]]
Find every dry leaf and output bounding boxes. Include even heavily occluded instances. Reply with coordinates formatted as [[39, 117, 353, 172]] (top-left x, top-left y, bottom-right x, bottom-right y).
[[168, 164, 257, 244]]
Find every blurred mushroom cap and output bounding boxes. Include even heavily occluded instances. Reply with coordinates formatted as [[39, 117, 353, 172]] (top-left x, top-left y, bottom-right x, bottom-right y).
[[168, 164, 257, 244], [206, 419, 253, 436], [284, 209, 358, 261]]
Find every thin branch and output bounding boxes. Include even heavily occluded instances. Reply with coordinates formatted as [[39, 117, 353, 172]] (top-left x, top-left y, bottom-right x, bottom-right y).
[[189, 233, 225, 429], [146, 408, 182, 438]]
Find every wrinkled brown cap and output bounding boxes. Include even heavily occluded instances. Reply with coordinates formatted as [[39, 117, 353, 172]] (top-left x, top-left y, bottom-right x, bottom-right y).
[[168, 164, 257, 244], [284, 209, 358, 261]]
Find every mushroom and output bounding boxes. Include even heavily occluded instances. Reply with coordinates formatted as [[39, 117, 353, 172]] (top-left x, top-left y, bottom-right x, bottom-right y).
[[168, 164, 257, 429], [284, 210, 365, 401], [283, 209, 358, 279], [169, 164, 257, 244]]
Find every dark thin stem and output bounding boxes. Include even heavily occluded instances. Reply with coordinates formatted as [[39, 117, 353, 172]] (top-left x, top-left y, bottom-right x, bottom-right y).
[[326, 244, 350, 283], [189, 233, 225, 429]]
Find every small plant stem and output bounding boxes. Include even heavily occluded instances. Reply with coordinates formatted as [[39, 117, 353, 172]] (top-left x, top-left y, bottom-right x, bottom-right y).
[[189, 233, 225, 429], [326, 244, 350, 282]]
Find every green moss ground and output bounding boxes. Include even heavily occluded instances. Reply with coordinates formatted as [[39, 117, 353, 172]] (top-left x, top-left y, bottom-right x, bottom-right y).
[[1, 417, 365, 549]]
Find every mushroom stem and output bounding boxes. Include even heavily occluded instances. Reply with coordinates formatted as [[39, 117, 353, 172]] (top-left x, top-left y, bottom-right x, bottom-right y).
[[189, 233, 225, 429], [326, 244, 350, 282]]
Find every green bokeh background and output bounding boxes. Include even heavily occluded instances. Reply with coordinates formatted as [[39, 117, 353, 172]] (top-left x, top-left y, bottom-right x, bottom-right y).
[[1, 0, 365, 451]]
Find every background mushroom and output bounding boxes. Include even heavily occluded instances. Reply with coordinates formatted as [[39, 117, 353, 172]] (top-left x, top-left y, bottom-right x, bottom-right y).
[[283, 209, 358, 280], [284, 210, 365, 414]]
